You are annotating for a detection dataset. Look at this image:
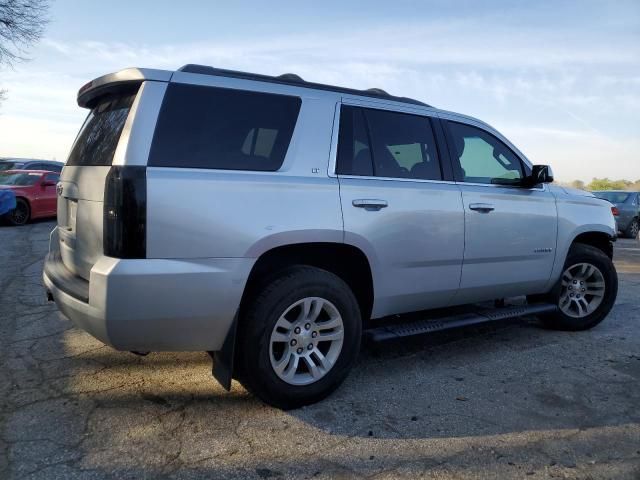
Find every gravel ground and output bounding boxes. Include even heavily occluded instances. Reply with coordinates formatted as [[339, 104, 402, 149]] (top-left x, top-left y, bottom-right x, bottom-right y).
[[1, 220, 639, 479]]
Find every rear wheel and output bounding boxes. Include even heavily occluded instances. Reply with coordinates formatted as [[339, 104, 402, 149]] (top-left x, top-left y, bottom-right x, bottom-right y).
[[624, 219, 639, 239], [7, 198, 30, 226], [538, 243, 617, 331], [236, 266, 361, 409]]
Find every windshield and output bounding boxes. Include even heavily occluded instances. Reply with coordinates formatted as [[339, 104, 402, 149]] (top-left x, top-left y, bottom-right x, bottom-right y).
[[593, 192, 630, 204], [0, 172, 41, 186]]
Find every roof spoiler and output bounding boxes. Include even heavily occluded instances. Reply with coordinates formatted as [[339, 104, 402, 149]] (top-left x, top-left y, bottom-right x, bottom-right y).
[[77, 68, 172, 108]]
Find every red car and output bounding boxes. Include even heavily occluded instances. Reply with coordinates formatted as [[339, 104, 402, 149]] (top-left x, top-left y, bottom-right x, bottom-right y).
[[0, 170, 59, 225]]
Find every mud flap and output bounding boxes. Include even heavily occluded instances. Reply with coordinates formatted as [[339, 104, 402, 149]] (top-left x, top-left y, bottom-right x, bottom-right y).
[[209, 314, 238, 391]]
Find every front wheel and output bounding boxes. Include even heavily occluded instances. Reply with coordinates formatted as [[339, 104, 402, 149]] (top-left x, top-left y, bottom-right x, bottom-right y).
[[236, 266, 361, 409], [539, 243, 618, 331]]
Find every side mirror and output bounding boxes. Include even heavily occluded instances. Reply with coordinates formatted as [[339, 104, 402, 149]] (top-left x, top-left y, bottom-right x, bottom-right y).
[[42, 180, 56, 187], [524, 165, 554, 187]]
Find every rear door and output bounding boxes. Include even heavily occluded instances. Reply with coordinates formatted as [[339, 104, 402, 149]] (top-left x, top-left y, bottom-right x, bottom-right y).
[[442, 119, 558, 302], [57, 89, 139, 279], [336, 102, 464, 317]]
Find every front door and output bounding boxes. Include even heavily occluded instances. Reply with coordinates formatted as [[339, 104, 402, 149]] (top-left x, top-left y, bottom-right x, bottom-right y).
[[442, 119, 558, 303], [336, 103, 464, 318]]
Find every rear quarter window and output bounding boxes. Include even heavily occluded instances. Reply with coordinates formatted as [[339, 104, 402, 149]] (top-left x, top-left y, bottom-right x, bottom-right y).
[[149, 83, 301, 171]]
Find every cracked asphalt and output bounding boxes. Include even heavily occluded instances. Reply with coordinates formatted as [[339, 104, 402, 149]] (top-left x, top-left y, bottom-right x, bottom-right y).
[[1, 220, 639, 479]]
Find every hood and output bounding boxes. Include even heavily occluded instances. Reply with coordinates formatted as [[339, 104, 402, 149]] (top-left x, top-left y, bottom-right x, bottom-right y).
[[552, 185, 595, 198]]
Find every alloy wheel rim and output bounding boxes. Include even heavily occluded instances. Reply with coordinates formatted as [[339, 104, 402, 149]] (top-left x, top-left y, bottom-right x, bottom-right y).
[[11, 203, 28, 225], [558, 262, 605, 318], [269, 297, 344, 386]]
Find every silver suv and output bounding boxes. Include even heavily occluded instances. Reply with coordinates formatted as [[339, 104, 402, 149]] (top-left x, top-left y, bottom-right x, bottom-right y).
[[44, 65, 618, 409]]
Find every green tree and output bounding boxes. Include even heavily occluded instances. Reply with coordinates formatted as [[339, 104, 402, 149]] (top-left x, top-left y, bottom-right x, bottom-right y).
[[570, 180, 585, 190], [587, 178, 632, 191]]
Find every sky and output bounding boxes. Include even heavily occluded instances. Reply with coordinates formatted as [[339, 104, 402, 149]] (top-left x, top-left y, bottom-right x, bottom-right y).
[[0, 0, 638, 182]]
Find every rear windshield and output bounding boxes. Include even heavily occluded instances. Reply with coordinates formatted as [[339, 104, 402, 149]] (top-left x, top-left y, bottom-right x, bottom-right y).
[[593, 192, 630, 204], [66, 92, 137, 167], [149, 83, 301, 171], [0, 172, 41, 186], [0, 162, 20, 171]]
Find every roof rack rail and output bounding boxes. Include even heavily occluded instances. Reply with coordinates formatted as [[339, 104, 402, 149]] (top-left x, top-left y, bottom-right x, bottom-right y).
[[178, 64, 430, 107]]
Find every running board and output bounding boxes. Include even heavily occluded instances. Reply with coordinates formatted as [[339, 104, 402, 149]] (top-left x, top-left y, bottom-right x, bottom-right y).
[[365, 303, 558, 342]]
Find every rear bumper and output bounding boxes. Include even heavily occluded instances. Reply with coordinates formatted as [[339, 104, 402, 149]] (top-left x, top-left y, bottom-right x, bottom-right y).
[[43, 241, 254, 351]]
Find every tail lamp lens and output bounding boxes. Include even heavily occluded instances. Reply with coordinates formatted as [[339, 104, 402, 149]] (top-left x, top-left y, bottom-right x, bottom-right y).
[[103, 166, 146, 258]]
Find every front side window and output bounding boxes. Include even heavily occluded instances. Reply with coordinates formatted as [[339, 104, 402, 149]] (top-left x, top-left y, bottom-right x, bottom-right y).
[[149, 84, 301, 171], [336, 105, 441, 181], [447, 121, 524, 185]]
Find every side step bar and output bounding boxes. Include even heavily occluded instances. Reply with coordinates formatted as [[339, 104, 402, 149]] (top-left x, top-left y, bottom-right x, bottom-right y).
[[365, 303, 558, 342]]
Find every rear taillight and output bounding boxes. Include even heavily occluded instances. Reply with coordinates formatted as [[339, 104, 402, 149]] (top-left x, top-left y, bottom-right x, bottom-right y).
[[104, 166, 146, 258], [611, 206, 620, 216]]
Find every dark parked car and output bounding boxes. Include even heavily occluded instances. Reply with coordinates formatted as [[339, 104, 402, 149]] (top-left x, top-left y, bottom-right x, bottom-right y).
[[0, 158, 64, 173], [593, 191, 639, 239]]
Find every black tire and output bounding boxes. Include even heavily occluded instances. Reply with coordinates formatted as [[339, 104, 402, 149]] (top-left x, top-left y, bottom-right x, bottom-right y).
[[236, 266, 361, 409], [538, 243, 617, 331], [7, 198, 30, 226], [624, 219, 639, 240]]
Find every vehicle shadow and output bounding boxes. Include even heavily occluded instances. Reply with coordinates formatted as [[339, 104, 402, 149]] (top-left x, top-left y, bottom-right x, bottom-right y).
[[3, 222, 639, 478]]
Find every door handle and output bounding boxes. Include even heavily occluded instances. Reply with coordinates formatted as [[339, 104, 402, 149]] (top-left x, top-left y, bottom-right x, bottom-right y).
[[352, 199, 388, 211], [469, 203, 495, 212]]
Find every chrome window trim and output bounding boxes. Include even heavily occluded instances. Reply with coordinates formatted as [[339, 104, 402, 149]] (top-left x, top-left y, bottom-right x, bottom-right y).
[[337, 174, 457, 186], [327, 102, 341, 178], [334, 174, 544, 191], [340, 95, 437, 116], [456, 181, 546, 192]]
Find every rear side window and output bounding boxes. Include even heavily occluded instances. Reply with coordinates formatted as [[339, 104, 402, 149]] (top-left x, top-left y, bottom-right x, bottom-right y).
[[336, 105, 442, 181], [149, 84, 301, 171], [67, 92, 137, 166], [593, 192, 630, 204], [38, 163, 62, 172], [336, 106, 373, 176]]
